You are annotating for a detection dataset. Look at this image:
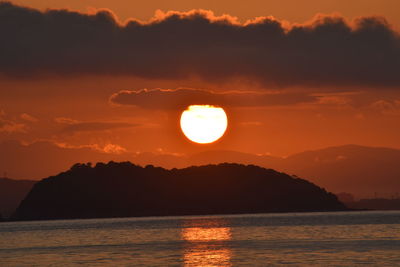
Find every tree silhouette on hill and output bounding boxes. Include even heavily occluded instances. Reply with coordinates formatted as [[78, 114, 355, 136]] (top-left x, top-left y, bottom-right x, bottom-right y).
[[14, 162, 346, 220]]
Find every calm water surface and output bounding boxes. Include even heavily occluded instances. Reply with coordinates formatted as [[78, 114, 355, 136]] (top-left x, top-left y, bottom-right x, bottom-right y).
[[1, 211, 400, 266]]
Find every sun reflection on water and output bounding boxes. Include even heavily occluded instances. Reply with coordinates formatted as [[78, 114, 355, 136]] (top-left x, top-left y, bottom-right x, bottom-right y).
[[181, 220, 232, 267], [182, 227, 231, 242]]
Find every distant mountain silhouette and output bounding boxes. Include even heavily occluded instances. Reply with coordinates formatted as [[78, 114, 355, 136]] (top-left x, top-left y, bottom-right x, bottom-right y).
[[344, 198, 400, 210], [0, 178, 36, 217], [3, 140, 400, 198], [278, 145, 400, 198], [14, 162, 345, 220]]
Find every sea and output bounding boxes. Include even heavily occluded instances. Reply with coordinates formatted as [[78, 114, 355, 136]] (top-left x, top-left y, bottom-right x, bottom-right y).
[[0, 211, 399, 266]]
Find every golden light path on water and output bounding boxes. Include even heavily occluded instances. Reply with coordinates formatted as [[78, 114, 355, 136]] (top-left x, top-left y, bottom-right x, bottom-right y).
[[181, 220, 232, 267], [1, 212, 400, 265]]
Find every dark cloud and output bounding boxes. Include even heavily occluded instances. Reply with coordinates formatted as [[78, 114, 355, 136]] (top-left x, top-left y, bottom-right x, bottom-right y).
[[110, 88, 317, 109], [1, 2, 400, 87]]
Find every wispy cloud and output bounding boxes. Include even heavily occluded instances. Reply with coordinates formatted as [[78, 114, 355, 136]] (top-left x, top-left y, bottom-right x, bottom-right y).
[[110, 88, 317, 109], [55, 117, 138, 133]]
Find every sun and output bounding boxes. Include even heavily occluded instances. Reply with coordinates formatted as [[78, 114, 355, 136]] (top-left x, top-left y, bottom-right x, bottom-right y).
[[180, 105, 228, 144]]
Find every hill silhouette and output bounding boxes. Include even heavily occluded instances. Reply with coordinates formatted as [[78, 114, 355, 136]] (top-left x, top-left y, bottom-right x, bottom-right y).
[[4, 140, 400, 198], [157, 145, 400, 198], [14, 162, 345, 220], [0, 178, 36, 217]]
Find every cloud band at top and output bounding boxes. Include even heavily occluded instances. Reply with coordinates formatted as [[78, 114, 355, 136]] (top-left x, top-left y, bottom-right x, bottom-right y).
[[0, 2, 399, 88]]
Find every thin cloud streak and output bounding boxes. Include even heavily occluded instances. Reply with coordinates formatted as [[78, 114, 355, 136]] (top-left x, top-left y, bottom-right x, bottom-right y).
[[110, 88, 318, 109], [55, 118, 138, 134]]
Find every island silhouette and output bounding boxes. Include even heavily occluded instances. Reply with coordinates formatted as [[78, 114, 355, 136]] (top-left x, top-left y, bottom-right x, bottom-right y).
[[3, 141, 400, 199], [14, 162, 346, 220]]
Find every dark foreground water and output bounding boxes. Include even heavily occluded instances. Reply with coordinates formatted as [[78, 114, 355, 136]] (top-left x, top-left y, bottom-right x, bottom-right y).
[[1, 211, 400, 266]]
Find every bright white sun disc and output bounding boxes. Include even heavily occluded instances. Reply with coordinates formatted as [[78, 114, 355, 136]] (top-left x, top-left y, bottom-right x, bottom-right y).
[[180, 105, 228, 144]]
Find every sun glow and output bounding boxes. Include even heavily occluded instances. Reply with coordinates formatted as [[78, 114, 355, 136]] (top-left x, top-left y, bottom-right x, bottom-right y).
[[180, 105, 228, 144]]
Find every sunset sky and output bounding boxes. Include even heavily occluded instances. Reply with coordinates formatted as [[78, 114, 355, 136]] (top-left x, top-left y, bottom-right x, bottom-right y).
[[1, 0, 400, 180]]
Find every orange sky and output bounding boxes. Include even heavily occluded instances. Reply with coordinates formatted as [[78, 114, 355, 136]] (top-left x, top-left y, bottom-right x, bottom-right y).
[[11, 0, 400, 29], [1, 0, 400, 182]]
